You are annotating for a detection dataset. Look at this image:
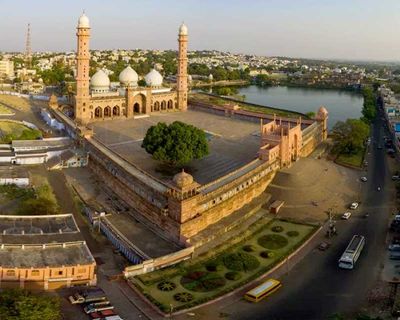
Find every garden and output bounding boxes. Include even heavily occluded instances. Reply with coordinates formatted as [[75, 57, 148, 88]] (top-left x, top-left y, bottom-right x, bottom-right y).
[[131, 219, 317, 313]]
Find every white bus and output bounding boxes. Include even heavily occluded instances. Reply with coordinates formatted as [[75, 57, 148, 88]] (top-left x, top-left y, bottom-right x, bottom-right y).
[[338, 235, 365, 269]]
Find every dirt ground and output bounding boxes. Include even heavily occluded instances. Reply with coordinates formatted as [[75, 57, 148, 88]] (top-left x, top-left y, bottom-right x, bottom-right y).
[[267, 156, 361, 225]]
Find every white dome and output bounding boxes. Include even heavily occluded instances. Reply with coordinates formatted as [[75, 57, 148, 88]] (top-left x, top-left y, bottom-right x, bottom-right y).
[[78, 13, 90, 28], [90, 70, 110, 91], [145, 69, 163, 87], [179, 23, 188, 36], [119, 66, 138, 87]]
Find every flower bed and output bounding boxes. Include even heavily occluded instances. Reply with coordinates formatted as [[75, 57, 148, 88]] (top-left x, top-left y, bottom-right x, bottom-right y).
[[131, 219, 316, 313]]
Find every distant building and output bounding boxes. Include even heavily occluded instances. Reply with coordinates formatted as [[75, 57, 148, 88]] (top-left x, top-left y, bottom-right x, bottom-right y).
[[0, 166, 29, 187], [0, 60, 14, 79], [0, 214, 96, 290]]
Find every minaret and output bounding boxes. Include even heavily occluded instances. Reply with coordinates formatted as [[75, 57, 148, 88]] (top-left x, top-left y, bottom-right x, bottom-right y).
[[177, 23, 188, 111], [75, 13, 91, 124]]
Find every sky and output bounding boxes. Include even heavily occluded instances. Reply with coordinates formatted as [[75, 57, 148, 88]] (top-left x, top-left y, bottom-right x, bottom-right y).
[[1, 0, 400, 61]]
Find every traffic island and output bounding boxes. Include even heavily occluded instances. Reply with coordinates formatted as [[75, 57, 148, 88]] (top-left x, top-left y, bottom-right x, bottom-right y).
[[129, 219, 317, 314]]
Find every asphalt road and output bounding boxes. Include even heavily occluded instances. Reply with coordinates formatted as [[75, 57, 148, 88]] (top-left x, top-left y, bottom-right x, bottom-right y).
[[224, 114, 392, 320]]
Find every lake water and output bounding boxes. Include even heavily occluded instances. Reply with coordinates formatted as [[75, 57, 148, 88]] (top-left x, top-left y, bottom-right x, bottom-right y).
[[230, 86, 363, 129]]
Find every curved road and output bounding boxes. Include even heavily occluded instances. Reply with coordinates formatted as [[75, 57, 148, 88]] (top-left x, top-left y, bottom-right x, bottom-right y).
[[200, 113, 392, 320]]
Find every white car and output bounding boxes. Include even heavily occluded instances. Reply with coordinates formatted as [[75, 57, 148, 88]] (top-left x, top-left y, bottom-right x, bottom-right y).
[[350, 202, 359, 210], [341, 212, 352, 220], [392, 175, 400, 181], [360, 177, 367, 182]]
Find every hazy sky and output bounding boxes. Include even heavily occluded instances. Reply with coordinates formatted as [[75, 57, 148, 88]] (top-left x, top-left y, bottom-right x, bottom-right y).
[[1, 0, 400, 61]]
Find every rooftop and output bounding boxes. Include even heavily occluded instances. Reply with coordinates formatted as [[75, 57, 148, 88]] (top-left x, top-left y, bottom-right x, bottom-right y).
[[0, 214, 81, 244], [0, 166, 29, 179], [92, 109, 262, 185], [0, 241, 95, 268]]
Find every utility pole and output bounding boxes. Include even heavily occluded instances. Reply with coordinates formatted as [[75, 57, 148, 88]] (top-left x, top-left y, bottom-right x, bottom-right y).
[[25, 23, 32, 69]]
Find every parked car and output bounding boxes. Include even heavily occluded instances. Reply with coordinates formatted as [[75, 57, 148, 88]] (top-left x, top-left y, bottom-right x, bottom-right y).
[[341, 212, 352, 220], [389, 244, 400, 251], [360, 177, 367, 182], [90, 309, 116, 319], [378, 145, 383, 149], [69, 288, 106, 305], [350, 202, 359, 210], [390, 251, 400, 260], [84, 304, 114, 314], [102, 316, 124, 320], [392, 176, 400, 181]]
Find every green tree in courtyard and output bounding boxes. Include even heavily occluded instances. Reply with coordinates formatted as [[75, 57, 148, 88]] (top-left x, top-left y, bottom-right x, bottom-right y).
[[0, 289, 61, 320], [142, 121, 209, 167], [331, 119, 370, 155]]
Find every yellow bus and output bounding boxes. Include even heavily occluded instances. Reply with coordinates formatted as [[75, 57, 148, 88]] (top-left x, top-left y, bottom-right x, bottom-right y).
[[244, 279, 282, 303]]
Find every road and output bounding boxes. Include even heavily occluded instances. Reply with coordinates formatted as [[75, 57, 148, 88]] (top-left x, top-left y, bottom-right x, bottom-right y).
[[203, 113, 393, 320]]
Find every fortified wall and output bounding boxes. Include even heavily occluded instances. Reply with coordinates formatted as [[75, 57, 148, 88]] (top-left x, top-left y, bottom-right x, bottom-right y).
[[84, 103, 328, 248]]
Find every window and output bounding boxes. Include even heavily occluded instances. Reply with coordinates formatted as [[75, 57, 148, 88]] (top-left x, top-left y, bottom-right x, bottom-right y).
[[6, 270, 15, 276], [31, 270, 40, 276], [58, 270, 63, 276]]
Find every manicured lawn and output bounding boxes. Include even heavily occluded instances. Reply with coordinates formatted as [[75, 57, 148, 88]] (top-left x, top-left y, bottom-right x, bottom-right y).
[[0, 120, 42, 143], [336, 148, 364, 168], [0, 103, 13, 115], [130, 219, 317, 313]]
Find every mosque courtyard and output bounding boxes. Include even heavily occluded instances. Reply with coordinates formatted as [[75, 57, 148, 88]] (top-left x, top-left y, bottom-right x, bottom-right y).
[[92, 109, 262, 184]]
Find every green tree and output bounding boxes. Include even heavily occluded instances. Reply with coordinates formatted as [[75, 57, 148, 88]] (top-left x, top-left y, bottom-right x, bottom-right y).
[[361, 87, 377, 123], [142, 121, 209, 167], [305, 111, 315, 118], [331, 119, 370, 155], [0, 289, 61, 320]]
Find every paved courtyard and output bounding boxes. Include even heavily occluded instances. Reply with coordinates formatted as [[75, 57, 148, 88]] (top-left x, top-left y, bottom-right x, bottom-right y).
[[92, 109, 262, 184]]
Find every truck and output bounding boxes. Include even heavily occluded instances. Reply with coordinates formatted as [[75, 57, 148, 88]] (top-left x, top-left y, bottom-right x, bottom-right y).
[[68, 288, 107, 304]]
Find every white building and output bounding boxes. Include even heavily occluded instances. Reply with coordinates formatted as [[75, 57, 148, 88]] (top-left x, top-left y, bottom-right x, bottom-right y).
[[0, 60, 14, 79]]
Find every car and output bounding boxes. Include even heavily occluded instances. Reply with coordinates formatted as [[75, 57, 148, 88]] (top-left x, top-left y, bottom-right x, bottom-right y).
[[360, 177, 367, 182], [378, 145, 383, 149], [390, 251, 400, 260], [392, 176, 400, 181], [350, 202, 359, 210], [90, 309, 116, 319], [318, 242, 330, 251], [389, 244, 400, 251], [341, 212, 352, 220]]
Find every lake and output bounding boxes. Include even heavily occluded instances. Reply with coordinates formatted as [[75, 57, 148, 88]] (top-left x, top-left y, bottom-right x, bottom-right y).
[[224, 85, 363, 130]]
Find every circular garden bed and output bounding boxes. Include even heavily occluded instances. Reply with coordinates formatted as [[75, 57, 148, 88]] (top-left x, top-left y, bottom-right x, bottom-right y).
[[271, 225, 284, 233], [181, 271, 226, 292], [258, 234, 288, 250], [287, 230, 299, 237], [173, 292, 194, 302], [259, 250, 275, 259], [225, 271, 242, 281], [157, 280, 176, 292], [222, 252, 260, 272]]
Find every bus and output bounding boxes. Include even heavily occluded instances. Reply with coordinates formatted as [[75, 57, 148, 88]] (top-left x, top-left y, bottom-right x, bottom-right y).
[[244, 279, 282, 303], [338, 235, 365, 269]]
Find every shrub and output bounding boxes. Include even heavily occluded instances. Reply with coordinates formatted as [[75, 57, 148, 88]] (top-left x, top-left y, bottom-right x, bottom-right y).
[[181, 272, 226, 292], [205, 260, 223, 272], [157, 281, 176, 292], [260, 250, 275, 259], [225, 271, 242, 281], [271, 225, 284, 233], [173, 292, 194, 302], [287, 230, 299, 237], [242, 245, 256, 252], [222, 252, 260, 272], [258, 234, 288, 250]]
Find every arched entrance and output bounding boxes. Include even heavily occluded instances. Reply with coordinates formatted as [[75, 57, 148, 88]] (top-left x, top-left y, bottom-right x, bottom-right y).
[[104, 106, 111, 117], [167, 100, 173, 109], [161, 101, 166, 111], [154, 101, 160, 112], [95, 107, 102, 118], [113, 106, 120, 116], [134, 103, 140, 114]]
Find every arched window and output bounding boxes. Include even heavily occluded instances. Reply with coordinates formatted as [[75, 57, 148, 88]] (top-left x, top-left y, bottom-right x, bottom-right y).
[[113, 105, 120, 116], [104, 106, 111, 117], [167, 100, 173, 109], [161, 101, 166, 110], [95, 107, 102, 118], [134, 103, 140, 113], [154, 101, 160, 111]]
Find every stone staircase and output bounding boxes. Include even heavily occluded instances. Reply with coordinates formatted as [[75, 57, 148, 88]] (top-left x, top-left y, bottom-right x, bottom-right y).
[[190, 192, 273, 256]]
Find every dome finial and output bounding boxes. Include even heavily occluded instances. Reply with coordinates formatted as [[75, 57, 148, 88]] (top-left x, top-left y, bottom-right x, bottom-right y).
[[179, 22, 188, 36]]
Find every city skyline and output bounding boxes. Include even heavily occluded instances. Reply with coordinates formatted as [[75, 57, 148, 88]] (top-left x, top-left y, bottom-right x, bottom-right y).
[[1, 0, 400, 61]]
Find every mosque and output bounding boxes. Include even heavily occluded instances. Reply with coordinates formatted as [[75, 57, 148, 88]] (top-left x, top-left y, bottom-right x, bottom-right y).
[[72, 13, 188, 124]]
